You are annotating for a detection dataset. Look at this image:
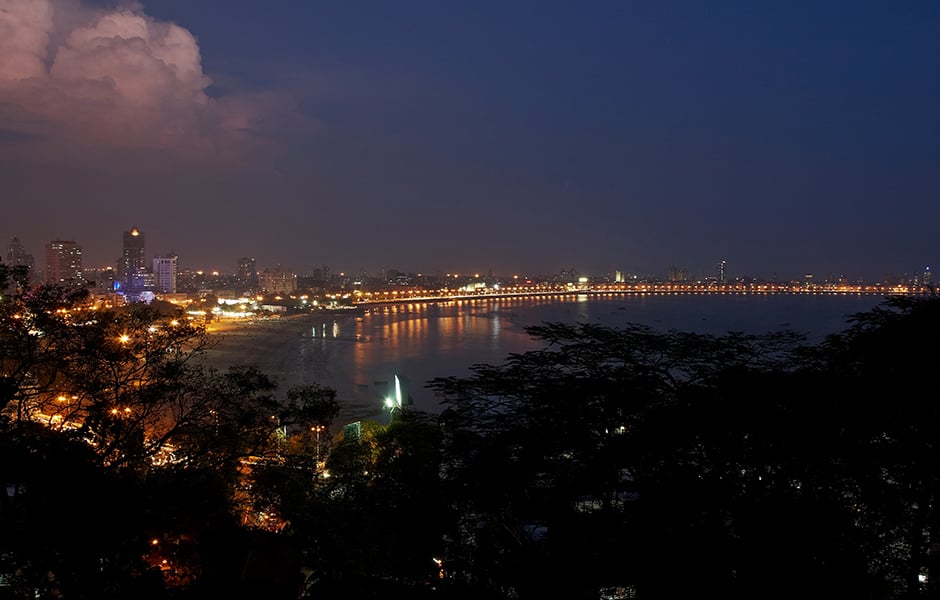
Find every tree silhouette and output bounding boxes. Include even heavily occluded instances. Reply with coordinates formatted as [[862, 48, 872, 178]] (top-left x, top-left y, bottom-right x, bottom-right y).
[[427, 311, 924, 598]]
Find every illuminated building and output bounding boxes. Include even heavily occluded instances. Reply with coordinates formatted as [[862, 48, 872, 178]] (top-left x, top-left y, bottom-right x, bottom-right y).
[[83, 266, 117, 292], [44, 239, 83, 286], [237, 257, 258, 288], [258, 267, 297, 294], [153, 254, 178, 294], [118, 227, 147, 295], [717, 260, 727, 284]]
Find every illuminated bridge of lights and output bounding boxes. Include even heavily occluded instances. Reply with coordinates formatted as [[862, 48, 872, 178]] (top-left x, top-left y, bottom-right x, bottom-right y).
[[352, 282, 935, 306]]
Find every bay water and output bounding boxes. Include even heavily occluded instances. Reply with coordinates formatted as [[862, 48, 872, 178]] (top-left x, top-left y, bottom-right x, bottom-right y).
[[203, 293, 887, 424]]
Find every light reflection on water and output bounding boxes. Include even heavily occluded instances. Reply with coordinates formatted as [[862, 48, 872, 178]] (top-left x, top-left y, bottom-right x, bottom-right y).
[[205, 293, 886, 424]]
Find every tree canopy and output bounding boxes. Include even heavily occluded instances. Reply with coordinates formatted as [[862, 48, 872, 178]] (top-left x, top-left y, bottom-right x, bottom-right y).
[[3, 267, 939, 599], [426, 296, 940, 599]]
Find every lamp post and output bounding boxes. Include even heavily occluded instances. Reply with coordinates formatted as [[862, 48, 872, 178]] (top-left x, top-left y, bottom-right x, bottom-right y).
[[311, 425, 325, 465]]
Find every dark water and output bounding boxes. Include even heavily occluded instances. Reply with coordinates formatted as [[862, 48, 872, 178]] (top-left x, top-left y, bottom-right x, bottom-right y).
[[205, 293, 886, 423]]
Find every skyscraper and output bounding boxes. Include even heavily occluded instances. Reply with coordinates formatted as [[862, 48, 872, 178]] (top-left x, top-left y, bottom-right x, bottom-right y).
[[153, 254, 178, 294], [717, 260, 727, 284], [118, 227, 146, 294], [6, 236, 35, 281], [237, 257, 257, 288], [44, 239, 83, 286]]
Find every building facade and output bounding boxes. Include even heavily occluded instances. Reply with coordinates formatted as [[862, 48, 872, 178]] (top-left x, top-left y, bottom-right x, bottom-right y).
[[6, 236, 36, 283], [44, 239, 83, 286], [153, 254, 178, 294], [258, 268, 297, 294], [237, 257, 258, 288], [118, 227, 146, 295]]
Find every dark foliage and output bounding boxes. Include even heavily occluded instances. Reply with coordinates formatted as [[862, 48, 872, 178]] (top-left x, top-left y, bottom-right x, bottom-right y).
[[4, 278, 940, 599], [427, 297, 939, 598]]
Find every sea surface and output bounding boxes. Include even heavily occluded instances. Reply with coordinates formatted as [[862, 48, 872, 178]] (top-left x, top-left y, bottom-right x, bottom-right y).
[[201, 293, 887, 424]]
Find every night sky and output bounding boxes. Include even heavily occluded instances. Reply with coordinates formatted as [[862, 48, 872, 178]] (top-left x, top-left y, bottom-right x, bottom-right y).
[[1, 0, 938, 282]]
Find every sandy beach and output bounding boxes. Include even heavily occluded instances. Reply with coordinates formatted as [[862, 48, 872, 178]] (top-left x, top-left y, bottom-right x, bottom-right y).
[[198, 311, 390, 425]]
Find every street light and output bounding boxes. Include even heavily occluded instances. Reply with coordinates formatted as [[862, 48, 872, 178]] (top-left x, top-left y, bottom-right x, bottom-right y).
[[384, 397, 397, 424], [311, 425, 325, 465]]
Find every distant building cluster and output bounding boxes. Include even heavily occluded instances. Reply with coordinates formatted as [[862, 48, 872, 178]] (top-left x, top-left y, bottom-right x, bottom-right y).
[[3, 229, 266, 306], [2, 231, 936, 316]]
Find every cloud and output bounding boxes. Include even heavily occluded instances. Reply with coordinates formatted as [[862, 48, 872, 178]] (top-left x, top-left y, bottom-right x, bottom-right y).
[[0, 0, 54, 80], [0, 0, 304, 162], [0, 128, 45, 142]]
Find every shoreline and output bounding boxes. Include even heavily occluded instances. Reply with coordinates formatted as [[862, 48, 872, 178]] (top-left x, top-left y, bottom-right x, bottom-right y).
[[193, 294, 888, 430], [198, 310, 384, 426]]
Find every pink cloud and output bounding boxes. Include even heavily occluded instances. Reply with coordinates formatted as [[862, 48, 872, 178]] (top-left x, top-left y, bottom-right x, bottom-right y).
[[0, 0, 54, 80], [0, 0, 302, 161]]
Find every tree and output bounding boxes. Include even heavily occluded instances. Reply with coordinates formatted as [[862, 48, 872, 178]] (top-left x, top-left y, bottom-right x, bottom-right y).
[[291, 409, 455, 598], [427, 319, 887, 598], [242, 383, 341, 533], [0, 277, 312, 473], [0, 418, 166, 599], [0, 278, 341, 597], [800, 296, 940, 597], [0, 269, 91, 417]]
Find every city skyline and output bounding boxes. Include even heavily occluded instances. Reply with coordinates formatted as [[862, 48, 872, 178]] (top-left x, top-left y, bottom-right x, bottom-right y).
[[2, 1, 938, 281], [2, 229, 934, 285]]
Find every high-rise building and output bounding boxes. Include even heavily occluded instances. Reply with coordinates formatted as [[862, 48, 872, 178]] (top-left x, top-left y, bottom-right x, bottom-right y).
[[44, 239, 83, 286], [118, 227, 146, 294], [6, 236, 35, 281], [258, 267, 297, 294], [153, 254, 178, 294], [669, 267, 690, 282], [717, 260, 727, 284], [237, 257, 257, 288], [84, 266, 116, 292]]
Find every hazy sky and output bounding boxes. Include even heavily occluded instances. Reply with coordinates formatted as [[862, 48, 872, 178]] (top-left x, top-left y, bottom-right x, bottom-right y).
[[1, 0, 938, 281]]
